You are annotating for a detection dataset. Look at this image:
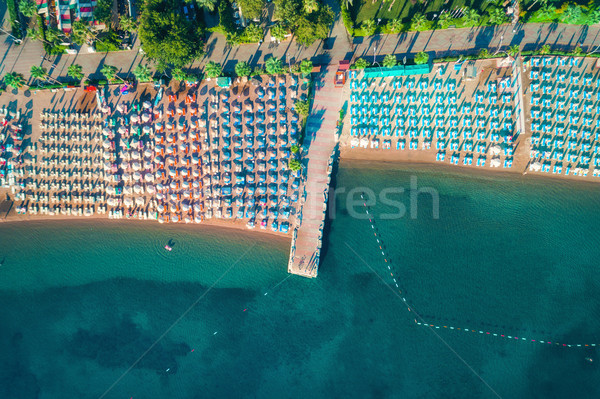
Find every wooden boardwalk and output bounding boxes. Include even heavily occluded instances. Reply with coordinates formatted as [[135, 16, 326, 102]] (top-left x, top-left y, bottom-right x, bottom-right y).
[[288, 67, 343, 277]]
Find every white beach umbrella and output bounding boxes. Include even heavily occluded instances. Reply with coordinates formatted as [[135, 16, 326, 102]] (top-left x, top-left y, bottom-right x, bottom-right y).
[[530, 162, 542, 171], [169, 181, 177, 190], [133, 184, 143, 193], [124, 197, 134, 207], [144, 173, 154, 182], [135, 197, 145, 206], [181, 203, 190, 212], [157, 192, 165, 200], [132, 162, 142, 171], [124, 186, 133, 195], [133, 171, 142, 181], [170, 203, 177, 213], [195, 214, 202, 223], [131, 114, 139, 123], [194, 203, 202, 212], [157, 204, 165, 212], [490, 158, 501, 168], [102, 140, 111, 149], [146, 184, 155, 193], [489, 145, 501, 155], [143, 101, 152, 109]]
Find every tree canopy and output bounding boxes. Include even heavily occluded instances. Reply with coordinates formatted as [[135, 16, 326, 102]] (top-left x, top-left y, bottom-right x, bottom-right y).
[[133, 64, 152, 82], [238, 0, 265, 20], [204, 61, 222, 78], [235, 61, 252, 77], [300, 59, 312, 75], [3, 72, 26, 90], [414, 51, 429, 65], [197, 0, 217, 12], [100, 64, 118, 81], [383, 54, 396, 68], [266, 57, 284, 74], [275, 0, 332, 46], [68, 64, 84, 81], [138, 0, 204, 69], [19, 0, 37, 17]]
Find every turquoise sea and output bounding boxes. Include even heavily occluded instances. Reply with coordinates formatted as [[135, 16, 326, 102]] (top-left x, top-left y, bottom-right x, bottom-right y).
[[1, 161, 600, 398]]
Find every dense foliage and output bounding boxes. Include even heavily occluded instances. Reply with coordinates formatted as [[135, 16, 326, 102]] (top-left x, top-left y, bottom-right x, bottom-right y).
[[275, 0, 334, 46], [138, 0, 205, 69], [238, 0, 265, 19]]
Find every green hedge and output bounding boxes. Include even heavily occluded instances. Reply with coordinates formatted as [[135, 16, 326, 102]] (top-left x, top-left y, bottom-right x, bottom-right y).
[[6, 0, 21, 37], [218, 0, 237, 35], [340, 2, 354, 36]]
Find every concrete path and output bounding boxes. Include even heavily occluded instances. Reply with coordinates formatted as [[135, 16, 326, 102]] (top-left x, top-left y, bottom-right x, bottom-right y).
[[1, 16, 598, 82], [288, 66, 341, 277]]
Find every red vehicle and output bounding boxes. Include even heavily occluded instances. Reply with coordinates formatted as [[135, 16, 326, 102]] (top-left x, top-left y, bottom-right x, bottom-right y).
[[334, 60, 350, 87]]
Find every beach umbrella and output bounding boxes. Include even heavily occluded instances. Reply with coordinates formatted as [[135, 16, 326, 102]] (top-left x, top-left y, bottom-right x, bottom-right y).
[[195, 215, 202, 223], [490, 145, 501, 155], [530, 162, 542, 171], [124, 197, 133, 207], [156, 183, 165, 191], [165, 156, 175, 165], [157, 192, 165, 200], [168, 168, 176, 178], [117, 104, 124, 112], [184, 216, 192, 224], [144, 173, 154, 182], [179, 143, 187, 152], [192, 169, 200, 178], [193, 203, 202, 212], [181, 203, 190, 212], [135, 197, 145, 206], [155, 144, 165, 153], [134, 184, 143, 193], [102, 139, 111, 149], [158, 216, 165, 224], [131, 114, 139, 123], [179, 132, 187, 141], [124, 186, 133, 195], [144, 148, 153, 158], [182, 190, 190, 198], [118, 126, 127, 135], [157, 204, 165, 212], [170, 203, 177, 213], [490, 158, 501, 167], [146, 185, 155, 193], [170, 181, 178, 190], [193, 190, 202, 199], [131, 151, 141, 160], [143, 101, 152, 109], [132, 162, 142, 171], [154, 170, 162, 180]]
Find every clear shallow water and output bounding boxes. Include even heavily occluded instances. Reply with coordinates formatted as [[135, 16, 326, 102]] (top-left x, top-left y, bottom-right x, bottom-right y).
[[1, 163, 600, 398]]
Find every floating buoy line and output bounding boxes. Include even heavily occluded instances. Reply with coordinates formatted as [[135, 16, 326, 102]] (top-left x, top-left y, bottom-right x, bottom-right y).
[[359, 193, 597, 349]]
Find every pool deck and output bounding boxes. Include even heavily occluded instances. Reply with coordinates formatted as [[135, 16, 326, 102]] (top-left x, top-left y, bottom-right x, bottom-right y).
[[288, 67, 342, 278]]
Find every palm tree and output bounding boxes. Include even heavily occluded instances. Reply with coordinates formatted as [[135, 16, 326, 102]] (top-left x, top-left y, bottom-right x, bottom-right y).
[[362, 19, 376, 36], [586, 8, 600, 25], [133, 64, 152, 82], [119, 15, 137, 33], [172, 68, 191, 82], [414, 51, 429, 64], [386, 19, 402, 34], [67, 64, 84, 81], [383, 54, 397, 67], [196, 0, 217, 12], [30, 66, 47, 82], [235, 61, 252, 77], [265, 57, 283, 75], [537, 4, 555, 21], [204, 61, 222, 78], [561, 4, 582, 24], [539, 44, 551, 55], [271, 24, 288, 41], [488, 7, 508, 25], [3, 72, 26, 90], [438, 12, 452, 28], [300, 59, 313, 76], [462, 8, 480, 27], [507, 44, 520, 57], [411, 13, 427, 31], [479, 48, 490, 58], [304, 0, 318, 14], [19, 0, 37, 18], [100, 64, 118, 81]]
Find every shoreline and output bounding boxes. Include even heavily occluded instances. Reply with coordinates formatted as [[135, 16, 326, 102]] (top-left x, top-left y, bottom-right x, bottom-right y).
[[338, 155, 600, 189]]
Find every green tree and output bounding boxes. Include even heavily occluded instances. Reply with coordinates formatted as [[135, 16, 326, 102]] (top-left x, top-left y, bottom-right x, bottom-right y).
[[45, 26, 63, 44], [265, 57, 284, 74], [238, 0, 265, 19], [411, 13, 427, 30], [478, 48, 490, 58], [133, 64, 152, 82], [572, 45, 582, 55], [288, 158, 302, 171], [386, 18, 402, 34], [94, 0, 113, 23], [438, 12, 452, 28], [119, 15, 137, 32], [3, 72, 26, 90], [303, 0, 318, 14], [26, 27, 39, 41], [537, 4, 555, 21], [294, 5, 334, 46], [172, 68, 191, 82], [71, 21, 91, 45], [204, 61, 222, 78], [271, 24, 288, 41], [352, 58, 369, 69], [275, 0, 302, 24], [30, 66, 47, 82], [488, 7, 508, 25], [362, 19, 376, 36], [383, 54, 396, 67], [539, 44, 551, 54], [235, 61, 252, 77], [100, 64, 118, 81], [507, 44, 519, 57], [295, 99, 309, 116], [19, 0, 37, 17], [197, 0, 217, 12], [290, 144, 299, 153], [244, 23, 263, 42], [462, 8, 480, 27], [414, 51, 429, 65], [587, 8, 600, 25], [138, 0, 205, 68], [562, 4, 582, 24], [300, 59, 313, 75], [67, 64, 84, 81]]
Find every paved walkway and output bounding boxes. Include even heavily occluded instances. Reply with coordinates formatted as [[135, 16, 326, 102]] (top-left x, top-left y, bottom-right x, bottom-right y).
[[288, 67, 341, 277], [0, 15, 598, 82]]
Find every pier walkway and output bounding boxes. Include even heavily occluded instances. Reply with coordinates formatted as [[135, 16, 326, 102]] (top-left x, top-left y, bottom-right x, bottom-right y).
[[288, 67, 343, 277]]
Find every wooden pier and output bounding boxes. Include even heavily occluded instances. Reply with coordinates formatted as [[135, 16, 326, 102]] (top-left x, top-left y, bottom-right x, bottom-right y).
[[288, 67, 343, 277]]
